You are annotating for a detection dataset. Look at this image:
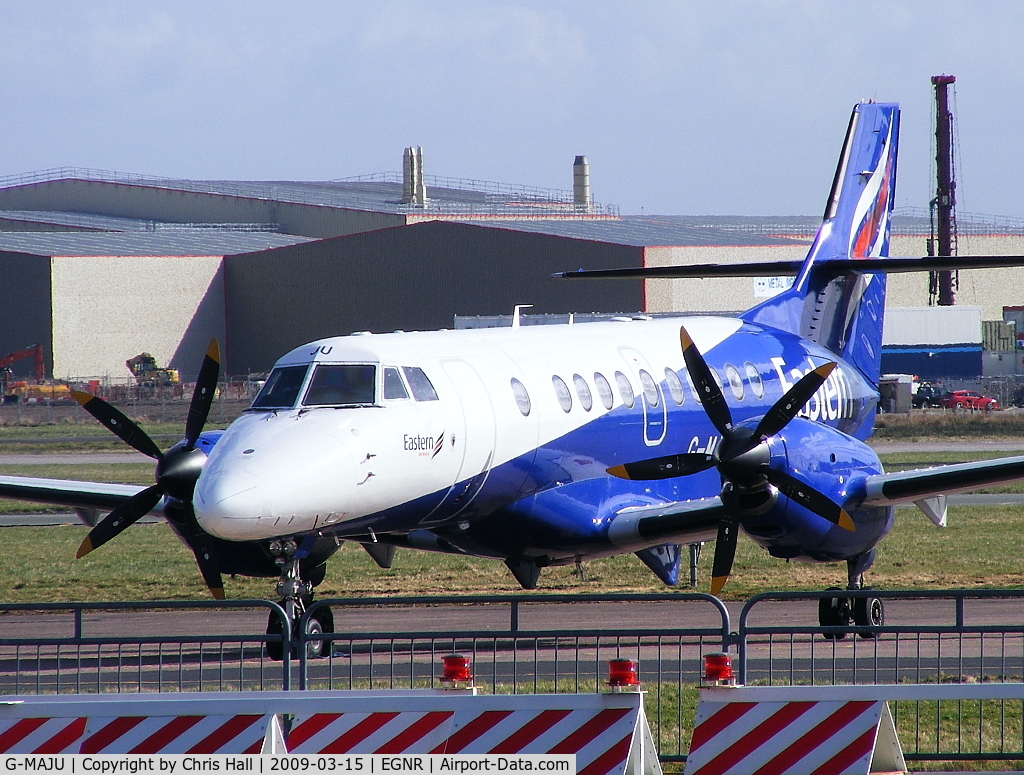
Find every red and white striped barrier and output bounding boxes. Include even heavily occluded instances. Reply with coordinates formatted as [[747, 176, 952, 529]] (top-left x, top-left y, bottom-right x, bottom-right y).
[[684, 686, 905, 775], [0, 716, 86, 754], [80, 713, 270, 754], [0, 689, 658, 773], [0, 695, 285, 755], [285, 692, 659, 775]]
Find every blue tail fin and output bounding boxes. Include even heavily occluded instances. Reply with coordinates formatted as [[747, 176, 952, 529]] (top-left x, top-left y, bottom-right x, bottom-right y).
[[741, 102, 900, 384]]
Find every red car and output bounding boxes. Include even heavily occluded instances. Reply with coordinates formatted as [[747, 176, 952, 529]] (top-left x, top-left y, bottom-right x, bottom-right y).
[[940, 390, 999, 411]]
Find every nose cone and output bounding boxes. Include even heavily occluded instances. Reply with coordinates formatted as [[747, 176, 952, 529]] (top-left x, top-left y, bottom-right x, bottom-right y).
[[194, 416, 355, 541]]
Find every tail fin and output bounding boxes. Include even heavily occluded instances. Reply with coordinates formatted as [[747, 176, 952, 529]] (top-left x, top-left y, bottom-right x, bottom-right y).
[[741, 102, 900, 384]]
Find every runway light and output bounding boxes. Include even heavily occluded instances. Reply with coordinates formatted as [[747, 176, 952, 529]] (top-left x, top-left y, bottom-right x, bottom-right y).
[[704, 652, 734, 684], [440, 654, 473, 687], [607, 659, 640, 691]]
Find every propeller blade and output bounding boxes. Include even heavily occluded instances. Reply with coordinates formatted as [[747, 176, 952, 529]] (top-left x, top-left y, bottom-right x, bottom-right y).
[[181, 503, 225, 600], [71, 391, 164, 460], [709, 519, 738, 596], [753, 362, 837, 441], [679, 326, 733, 435], [607, 453, 716, 480], [184, 340, 221, 449], [765, 468, 855, 532], [76, 485, 163, 558]]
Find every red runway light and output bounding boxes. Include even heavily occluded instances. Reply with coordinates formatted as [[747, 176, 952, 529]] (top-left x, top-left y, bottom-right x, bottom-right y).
[[441, 654, 472, 685], [607, 659, 640, 689], [704, 652, 733, 683]]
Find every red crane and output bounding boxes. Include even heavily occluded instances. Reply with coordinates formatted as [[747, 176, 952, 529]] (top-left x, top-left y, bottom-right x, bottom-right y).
[[0, 344, 45, 394]]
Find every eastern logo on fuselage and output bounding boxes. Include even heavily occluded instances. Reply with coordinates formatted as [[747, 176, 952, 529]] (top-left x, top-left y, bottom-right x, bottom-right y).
[[404, 430, 445, 459], [771, 357, 856, 422]]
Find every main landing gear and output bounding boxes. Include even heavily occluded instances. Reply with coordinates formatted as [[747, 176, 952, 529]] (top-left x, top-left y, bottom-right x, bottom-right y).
[[265, 539, 334, 661], [816, 560, 884, 640]]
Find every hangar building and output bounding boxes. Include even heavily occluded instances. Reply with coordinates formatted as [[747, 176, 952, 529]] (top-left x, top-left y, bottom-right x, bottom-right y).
[[0, 161, 1021, 381]]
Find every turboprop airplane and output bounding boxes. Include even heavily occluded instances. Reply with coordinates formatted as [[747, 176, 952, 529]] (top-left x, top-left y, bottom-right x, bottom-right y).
[[4, 100, 1024, 657]]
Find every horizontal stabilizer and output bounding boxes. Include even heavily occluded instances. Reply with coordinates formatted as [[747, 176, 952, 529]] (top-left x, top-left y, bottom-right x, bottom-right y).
[[555, 254, 1024, 281]]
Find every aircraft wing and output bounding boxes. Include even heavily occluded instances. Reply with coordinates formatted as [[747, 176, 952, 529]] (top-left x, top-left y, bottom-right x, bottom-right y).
[[859, 454, 1024, 527], [609, 496, 726, 549], [0, 475, 156, 513]]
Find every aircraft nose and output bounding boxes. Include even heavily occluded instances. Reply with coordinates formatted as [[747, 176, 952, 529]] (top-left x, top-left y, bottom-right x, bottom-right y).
[[195, 433, 355, 541]]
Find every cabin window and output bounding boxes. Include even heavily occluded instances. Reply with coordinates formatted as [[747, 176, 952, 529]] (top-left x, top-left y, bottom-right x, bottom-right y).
[[552, 375, 573, 413], [615, 371, 635, 409], [511, 378, 531, 416], [383, 367, 409, 400], [302, 364, 376, 406], [252, 365, 309, 409], [664, 367, 685, 405], [573, 374, 593, 411], [745, 362, 765, 399], [639, 369, 660, 407], [724, 363, 744, 401], [594, 372, 614, 410], [683, 369, 701, 404], [403, 366, 439, 401]]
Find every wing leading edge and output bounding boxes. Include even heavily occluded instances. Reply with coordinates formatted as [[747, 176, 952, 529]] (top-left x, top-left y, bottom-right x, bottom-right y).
[[859, 455, 1024, 528], [0, 475, 152, 513]]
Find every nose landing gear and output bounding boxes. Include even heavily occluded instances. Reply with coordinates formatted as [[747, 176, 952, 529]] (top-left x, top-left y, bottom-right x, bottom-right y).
[[265, 539, 334, 661]]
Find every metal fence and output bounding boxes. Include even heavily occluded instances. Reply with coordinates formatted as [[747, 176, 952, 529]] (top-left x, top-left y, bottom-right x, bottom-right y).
[[739, 589, 1024, 764], [4, 590, 1024, 764]]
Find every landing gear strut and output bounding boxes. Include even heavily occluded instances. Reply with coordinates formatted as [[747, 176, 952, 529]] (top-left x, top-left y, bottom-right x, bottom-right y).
[[265, 539, 334, 661], [816, 561, 884, 640]]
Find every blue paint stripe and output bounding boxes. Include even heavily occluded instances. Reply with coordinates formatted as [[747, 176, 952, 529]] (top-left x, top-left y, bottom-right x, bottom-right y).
[[882, 345, 980, 354]]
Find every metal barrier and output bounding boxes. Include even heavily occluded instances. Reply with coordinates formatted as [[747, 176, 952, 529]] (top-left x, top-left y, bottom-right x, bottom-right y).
[[0, 599, 292, 693], [293, 594, 730, 761], [739, 589, 1024, 764], [1, 593, 729, 762], [6, 590, 1024, 765]]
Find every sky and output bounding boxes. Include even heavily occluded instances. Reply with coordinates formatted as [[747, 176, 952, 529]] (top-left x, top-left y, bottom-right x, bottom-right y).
[[1, 2, 1022, 217]]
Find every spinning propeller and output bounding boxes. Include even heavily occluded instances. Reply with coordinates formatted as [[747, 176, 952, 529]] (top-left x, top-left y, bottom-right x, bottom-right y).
[[609, 326, 854, 595], [73, 340, 225, 599]]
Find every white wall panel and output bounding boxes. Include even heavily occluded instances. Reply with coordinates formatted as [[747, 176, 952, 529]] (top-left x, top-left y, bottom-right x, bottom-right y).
[[50, 255, 225, 381], [883, 306, 981, 345]]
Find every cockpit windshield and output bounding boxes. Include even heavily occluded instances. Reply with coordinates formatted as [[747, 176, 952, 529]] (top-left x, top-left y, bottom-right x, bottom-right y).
[[252, 365, 309, 409], [303, 364, 377, 406]]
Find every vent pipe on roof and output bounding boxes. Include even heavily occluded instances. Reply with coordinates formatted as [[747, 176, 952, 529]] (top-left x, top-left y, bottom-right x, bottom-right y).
[[573, 155, 591, 214], [402, 146, 427, 206]]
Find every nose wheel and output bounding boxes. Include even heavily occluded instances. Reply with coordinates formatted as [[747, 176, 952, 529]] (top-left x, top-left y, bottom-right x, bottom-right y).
[[265, 539, 334, 661]]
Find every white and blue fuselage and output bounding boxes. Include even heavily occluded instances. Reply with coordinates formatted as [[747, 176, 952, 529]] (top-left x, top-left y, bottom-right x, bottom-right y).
[[194, 315, 889, 572]]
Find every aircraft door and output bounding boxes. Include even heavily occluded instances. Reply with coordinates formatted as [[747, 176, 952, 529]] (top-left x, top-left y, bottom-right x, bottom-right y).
[[421, 360, 497, 522], [619, 347, 667, 446]]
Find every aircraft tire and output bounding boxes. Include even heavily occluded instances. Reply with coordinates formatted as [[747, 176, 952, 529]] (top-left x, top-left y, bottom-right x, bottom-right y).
[[264, 604, 335, 661], [818, 588, 849, 640], [305, 606, 334, 660], [265, 614, 286, 661], [853, 595, 883, 639]]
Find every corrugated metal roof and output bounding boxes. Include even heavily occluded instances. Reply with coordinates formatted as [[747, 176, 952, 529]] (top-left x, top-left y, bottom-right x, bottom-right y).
[[0, 231, 313, 257], [0, 209, 281, 232], [0, 168, 618, 217], [453, 216, 811, 247]]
